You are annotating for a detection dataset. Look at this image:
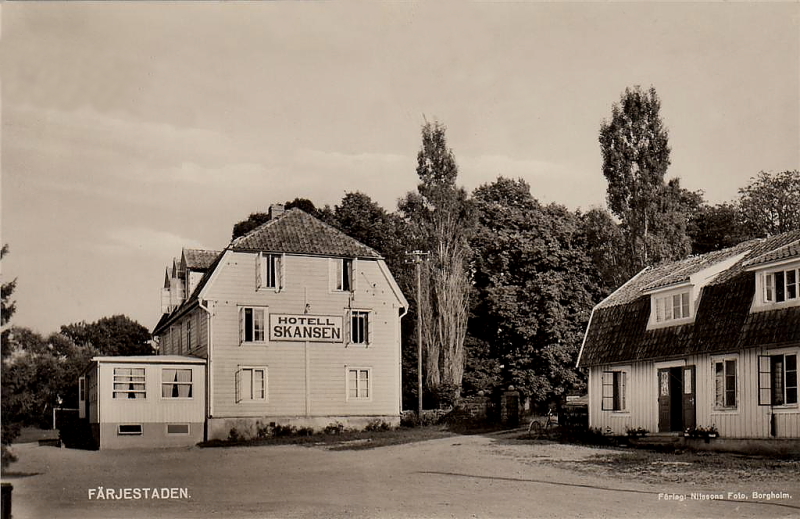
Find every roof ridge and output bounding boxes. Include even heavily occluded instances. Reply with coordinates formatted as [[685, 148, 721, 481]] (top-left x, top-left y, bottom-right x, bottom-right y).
[[229, 209, 291, 248]]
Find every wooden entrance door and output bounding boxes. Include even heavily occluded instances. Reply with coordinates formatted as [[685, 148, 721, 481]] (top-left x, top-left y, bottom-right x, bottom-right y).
[[658, 365, 696, 433]]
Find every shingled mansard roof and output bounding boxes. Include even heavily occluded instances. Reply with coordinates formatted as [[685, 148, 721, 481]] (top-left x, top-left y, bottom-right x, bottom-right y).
[[153, 208, 382, 335], [578, 230, 800, 367]]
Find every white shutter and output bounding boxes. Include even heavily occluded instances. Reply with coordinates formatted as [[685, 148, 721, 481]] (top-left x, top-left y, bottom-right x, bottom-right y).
[[345, 310, 351, 345], [352, 258, 358, 292], [366, 311, 372, 346], [238, 307, 244, 345], [329, 259, 337, 291], [235, 368, 242, 403], [256, 253, 263, 290], [278, 253, 286, 293]]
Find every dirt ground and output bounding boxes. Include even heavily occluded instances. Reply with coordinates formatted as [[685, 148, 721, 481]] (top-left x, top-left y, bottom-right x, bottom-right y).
[[3, 431, 799, 519]]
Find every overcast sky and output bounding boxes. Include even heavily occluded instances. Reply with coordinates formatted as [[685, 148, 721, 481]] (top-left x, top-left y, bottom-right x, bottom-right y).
[[2, 2, 798, 335]]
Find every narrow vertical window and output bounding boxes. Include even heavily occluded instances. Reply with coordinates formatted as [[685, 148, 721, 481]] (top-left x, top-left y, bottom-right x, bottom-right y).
[[350, 311, 369, 345], [771, 355, 785, 405], [681, 292, 690, 318], [242, 308, 266, 343], [765, 272, 775, 302], [187, 319, 193, 351], [787, 269, 797, 301], [786, 354, 798, 405], [775, 271, 786, 302]]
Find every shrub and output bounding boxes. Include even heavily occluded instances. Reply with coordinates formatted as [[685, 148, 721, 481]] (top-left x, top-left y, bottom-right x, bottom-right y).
[[364, 419, 391, 432], [272, 424, 297, 437], [324, 421, 344, 435], [296, 427, 315, 437], [255, 421, 272, 440], [228, 427, 242, 442]]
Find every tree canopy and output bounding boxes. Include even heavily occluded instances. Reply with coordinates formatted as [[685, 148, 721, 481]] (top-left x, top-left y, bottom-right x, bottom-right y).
[[60, 315, 153, 356]]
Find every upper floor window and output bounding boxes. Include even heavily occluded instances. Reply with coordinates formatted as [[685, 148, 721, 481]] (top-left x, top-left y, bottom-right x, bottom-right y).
[[257, 253, 283, 291], [331, 258, 356, 292], [161, 368, 193, 398], [764, 267, 799, 304], [113, 367, 146, 399], [349, 311, 370, 345], [186, 319, 193, 352], [653, 291, 690, 324], [240, 307, 266, 344]]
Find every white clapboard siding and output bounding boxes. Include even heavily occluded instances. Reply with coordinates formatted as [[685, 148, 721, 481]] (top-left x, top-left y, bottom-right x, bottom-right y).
[[204, 251, 403, 418], [589, 346, 800, 438], [97, 362, 206, 424]]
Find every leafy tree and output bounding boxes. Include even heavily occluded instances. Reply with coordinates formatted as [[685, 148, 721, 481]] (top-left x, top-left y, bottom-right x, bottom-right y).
[[60, 315, 153, 356], [738, 170, 800, 237], [581, 207, 629, 293], [689, 202, 751, 254], [599, 86, 691, 275], [1, 244, 17, 357], [399, 120, 475, 406], [232, 212, 270, 240], [469, 178, 599, 406]]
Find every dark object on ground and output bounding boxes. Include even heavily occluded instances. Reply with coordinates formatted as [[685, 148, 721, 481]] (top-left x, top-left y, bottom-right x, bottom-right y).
[[1, 483, 12, 519]]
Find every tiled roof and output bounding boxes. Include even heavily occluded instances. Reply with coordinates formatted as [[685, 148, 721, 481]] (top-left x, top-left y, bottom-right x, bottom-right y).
[[182, 248, 220, 270], [579, 230, 800, 367], [230, 208, 381, 259], [743, 237, 800, 268]]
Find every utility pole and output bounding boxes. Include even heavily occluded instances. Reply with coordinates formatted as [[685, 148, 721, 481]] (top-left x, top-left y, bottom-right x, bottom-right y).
[[406, 250, 429, 420]]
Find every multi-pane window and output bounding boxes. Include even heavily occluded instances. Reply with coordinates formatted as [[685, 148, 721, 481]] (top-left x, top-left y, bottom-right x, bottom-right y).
[[654, 292, 690, 323], [765, 267, 799, 303], [759, 353, 798, 406], [240, 307, 266, 343], [350, 311, 369, 345], [257, 253, 282, 290], [601, 370, 626, 411], [714, 359, 737, 409], [236, 367, 267, 402], [348, 368, 370, 400], [161, 368, 193, 398], [113, 367, 146, 399]]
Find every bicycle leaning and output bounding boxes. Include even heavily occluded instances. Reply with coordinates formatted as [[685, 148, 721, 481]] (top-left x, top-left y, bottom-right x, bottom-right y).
[[526, 408, 558, 439]]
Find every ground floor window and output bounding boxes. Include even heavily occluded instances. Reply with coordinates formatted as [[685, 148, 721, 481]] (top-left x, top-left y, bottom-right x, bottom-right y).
[[347, 368, 370, 400], [236, 367, 267, 402], [714, 359, 737, 409], [601, 370, 626, 411], [113, 367, 146, 399], [166, 424, 189, 435], [118, 424, 143, 435], [759, 353, 798, 406]]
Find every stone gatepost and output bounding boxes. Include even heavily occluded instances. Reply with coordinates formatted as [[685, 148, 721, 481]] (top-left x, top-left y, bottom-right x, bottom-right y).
[[500, 388, 520, 427]]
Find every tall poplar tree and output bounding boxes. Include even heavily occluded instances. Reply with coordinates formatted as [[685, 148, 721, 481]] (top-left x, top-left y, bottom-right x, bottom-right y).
[[599, 86, 690, 275], [400, 120, 474, 406]]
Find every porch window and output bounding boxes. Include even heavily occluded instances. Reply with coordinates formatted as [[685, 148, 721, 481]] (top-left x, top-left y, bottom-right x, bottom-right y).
[[161, 368, 193, 398], [601, 370, 626, 411], [759, 353, 798, 406], [113, 367, 146, 399], [714, 359, 737, 409]]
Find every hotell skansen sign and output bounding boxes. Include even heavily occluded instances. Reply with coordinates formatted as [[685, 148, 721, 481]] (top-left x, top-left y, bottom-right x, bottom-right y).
[[269, 314, 343, 342]]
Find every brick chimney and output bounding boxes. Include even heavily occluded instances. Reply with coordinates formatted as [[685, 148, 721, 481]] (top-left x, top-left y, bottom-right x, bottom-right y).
[[269, 204, 285, 219]]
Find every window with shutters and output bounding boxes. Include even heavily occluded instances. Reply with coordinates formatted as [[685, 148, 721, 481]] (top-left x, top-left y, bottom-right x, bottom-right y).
[[712, 357, 737, 410], [759, 353, 798, 407], [257, 253, 284, 291], [240, 307, 267, 344], [236, 367, 267, 402], [331, 258, 357, 292], [601, 370, 627, 411], [346, 367, 371, 401]]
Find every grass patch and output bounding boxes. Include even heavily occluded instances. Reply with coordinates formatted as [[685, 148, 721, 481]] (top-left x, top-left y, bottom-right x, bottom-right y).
[[198, 425, 455, 451], [550, 449, 800, 485]]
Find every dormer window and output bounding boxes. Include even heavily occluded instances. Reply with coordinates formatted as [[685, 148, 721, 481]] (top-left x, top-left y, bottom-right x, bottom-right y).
[[331, 258, 357, 292], [653, 291, 690, 323], [764, 267, 798, 303], [256, 253, 284, 292]]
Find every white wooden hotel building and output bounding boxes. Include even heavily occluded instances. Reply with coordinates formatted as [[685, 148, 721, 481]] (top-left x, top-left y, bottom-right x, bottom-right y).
[[151, 205, 408, 441]]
